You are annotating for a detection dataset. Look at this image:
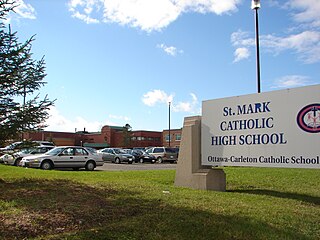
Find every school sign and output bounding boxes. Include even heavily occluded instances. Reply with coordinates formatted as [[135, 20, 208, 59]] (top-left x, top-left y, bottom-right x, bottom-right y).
[[201, 85, 320, 169]]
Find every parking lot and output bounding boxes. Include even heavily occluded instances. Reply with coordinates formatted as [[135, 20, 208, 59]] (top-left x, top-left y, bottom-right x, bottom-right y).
[[96, 162, 177, 171]]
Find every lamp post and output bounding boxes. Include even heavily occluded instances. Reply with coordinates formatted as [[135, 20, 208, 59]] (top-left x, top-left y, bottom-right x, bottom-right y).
[[168, 101, 171, 147], [252, 0, 261, 93]]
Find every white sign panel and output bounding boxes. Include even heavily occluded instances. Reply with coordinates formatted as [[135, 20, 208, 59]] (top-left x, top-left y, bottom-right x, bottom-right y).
[[201, 85, 320, 169]]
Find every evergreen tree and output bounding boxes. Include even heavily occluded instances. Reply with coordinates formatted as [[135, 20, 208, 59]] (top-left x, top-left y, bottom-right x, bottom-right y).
[[0, 0, 54, 146]]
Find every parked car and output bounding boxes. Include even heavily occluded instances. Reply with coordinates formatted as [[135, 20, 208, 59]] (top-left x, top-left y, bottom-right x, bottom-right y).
[[98, 148, 134, 164], [33, 141, 55, 147], [0, 154, 11, 164], [0, 141, 22, 152], [123, 149, 156, 163], [20, 146, 104, 170], [123, 149, 143, 162], [84, 147, 98, 155], [0, 141, 54, 153], [3, 146, 54, 166], [137, 150, 157, 163], [146, 147, 178, 163]]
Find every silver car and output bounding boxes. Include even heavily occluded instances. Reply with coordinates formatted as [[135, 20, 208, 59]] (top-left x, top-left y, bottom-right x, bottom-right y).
[[99, 148, 134, 164], [21, 146, 104, 171], [145, 147, 178, 163]]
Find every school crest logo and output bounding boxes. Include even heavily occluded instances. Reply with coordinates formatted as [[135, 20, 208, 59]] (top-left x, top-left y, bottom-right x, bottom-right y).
[[297, 104, 320, 133]]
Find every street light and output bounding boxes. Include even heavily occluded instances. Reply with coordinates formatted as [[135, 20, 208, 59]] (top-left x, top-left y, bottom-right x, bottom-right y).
[[251, 0, 261, 93]]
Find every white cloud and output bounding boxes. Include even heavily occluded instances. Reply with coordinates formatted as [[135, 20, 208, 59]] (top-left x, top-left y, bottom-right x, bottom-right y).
[[109, 114, 130, 122], [142, 90, 200, 114], [4, 0, 36, 23], [231, 29, 320, 63], [172, 93, 200, 114], [233, 47, 250, 62], [72, 11, 99, 24], [68, 0, 100, 24], [142, 89, 173, 106], [102, 0, 179, 32], [271, 75, 314, 89], [44, 106, 117, 132], [231, 30, 254, 46], [231, 1, 320, 64], [157, 43, 183, 56], [15, 0, 36, 19], [287, 0, 320, 28], [68, 0, 240, 31], [265, 31, 320, 63]]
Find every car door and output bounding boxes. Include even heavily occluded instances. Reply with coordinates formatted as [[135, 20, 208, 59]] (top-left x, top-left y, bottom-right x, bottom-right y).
[[153, 147, 164, 158], [54, 147, 75, 168], [102, 149, 113, 162], [108, 149, 117, 162], [73, 147, 89, 167]]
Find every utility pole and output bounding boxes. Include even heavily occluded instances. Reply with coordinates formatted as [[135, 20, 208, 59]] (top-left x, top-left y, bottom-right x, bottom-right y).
[[168, 102, 171, 147], [252, 0, 261, 93]]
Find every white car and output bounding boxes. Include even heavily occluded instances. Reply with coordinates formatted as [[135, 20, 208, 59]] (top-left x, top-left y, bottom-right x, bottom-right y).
[[21, 146, 104, 171], [3, 146, 54, 166]]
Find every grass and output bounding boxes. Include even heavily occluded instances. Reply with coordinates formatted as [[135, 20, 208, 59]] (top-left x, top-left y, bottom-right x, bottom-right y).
[[0, 165, 319, 240]]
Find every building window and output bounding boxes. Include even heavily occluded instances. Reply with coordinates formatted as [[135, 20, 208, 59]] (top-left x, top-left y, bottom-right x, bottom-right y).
[[165, 134, 171, 142], [175, 134, 181, 141]]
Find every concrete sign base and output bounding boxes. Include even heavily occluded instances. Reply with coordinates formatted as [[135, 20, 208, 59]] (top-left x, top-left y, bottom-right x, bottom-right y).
[[174, 116, 226, 191]]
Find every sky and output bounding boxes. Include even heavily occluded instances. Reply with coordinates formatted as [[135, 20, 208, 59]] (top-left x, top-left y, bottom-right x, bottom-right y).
[[5, 0, 320, 133]]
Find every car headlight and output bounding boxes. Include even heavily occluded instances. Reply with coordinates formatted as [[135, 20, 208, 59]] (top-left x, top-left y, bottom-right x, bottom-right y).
[[29, 159, 40, 163]]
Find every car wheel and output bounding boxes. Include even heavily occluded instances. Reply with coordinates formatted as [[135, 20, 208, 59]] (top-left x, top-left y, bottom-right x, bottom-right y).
[[139, 158, 144, 163], [85, 161, 95, 171], [157, 157, 163, 163], [14, 158, 22, 166], [41, 161, 53, 170], [114, 157, 121, 164]]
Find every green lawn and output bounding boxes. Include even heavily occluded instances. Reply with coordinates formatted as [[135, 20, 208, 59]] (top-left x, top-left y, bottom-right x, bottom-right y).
[[0, 165, 319, 240]]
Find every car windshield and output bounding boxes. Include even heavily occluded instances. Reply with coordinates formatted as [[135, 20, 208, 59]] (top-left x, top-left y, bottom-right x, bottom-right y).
[[114, 149, 126, 154], [85, 147, 97, 155], [45, 147, 64, 156]]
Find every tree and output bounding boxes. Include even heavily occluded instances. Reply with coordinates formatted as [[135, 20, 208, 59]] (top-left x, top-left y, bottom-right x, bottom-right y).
[[122, 123, 132, 147], [0, 0, 54, 146]]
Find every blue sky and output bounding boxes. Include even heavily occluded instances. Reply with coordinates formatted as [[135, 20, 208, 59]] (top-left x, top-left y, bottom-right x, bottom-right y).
[[6, 0, 320, 132]]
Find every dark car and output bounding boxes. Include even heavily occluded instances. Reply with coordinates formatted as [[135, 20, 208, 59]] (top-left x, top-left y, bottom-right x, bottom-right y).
[[125, 149, 156, 163], [123, 149, 142, 162], [138, 151, 156, 163]]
